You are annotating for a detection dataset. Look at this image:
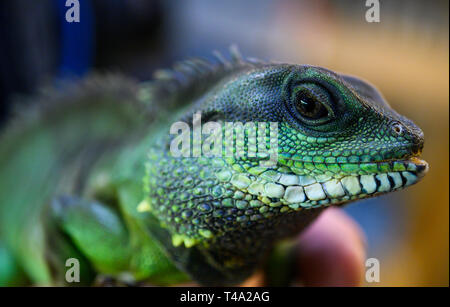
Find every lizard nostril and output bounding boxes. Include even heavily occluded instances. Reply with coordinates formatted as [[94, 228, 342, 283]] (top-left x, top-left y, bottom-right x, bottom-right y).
[[411, 131, 424, 155], [411, 143, 423, 155]]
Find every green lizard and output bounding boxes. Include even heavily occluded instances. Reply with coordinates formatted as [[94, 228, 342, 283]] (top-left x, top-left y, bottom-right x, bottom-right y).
[[0, 48, 428, 286]]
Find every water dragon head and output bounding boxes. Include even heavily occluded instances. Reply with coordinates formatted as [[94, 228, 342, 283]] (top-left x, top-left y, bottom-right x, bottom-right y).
[[143, 51, 428, 285]]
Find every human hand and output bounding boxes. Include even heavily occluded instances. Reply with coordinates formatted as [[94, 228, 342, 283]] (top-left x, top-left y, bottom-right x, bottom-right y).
[[242, 207, 367, 287]]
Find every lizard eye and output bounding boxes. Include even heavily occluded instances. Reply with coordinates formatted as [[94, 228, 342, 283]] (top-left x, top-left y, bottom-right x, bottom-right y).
[[295, 93, 328, 119], [290, 83, 334, 125]]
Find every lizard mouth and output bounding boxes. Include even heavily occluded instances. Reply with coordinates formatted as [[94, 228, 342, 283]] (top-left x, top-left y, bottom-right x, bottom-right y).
[[240, 155, 429, 210], [316, 156, 429, 206], [393, 156, 428, 178]]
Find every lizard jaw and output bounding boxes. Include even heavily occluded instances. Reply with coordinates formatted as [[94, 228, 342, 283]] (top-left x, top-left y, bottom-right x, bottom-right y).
[[232, 156, 429, 210], [403, 157, 428, 178]]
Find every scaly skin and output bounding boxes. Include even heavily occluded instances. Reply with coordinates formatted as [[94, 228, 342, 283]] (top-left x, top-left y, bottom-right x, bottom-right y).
[[0, 49, 428, 286]]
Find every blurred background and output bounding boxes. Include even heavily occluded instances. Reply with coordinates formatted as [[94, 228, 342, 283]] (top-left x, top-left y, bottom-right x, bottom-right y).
[[0, 0, 448, 286]]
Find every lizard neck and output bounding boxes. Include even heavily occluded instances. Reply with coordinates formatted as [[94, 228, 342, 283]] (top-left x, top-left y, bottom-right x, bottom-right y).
[[194, 208, 324, 285]]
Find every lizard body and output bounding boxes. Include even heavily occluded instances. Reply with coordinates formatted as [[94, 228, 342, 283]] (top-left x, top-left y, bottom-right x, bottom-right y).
[[0, 49, 428, 286]]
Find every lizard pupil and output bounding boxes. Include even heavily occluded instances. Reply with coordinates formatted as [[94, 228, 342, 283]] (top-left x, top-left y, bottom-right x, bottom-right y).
[[295, 93, 328, 120], [300, 99, 315, 113]]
